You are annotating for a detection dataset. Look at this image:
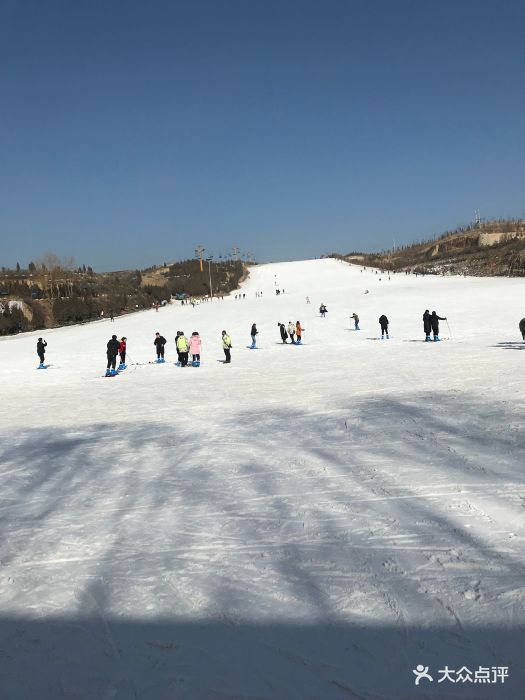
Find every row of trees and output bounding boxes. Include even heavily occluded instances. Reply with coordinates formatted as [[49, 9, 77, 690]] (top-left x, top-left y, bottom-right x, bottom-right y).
[[1, 254, 94, 276], [0, 258, 248, 334]]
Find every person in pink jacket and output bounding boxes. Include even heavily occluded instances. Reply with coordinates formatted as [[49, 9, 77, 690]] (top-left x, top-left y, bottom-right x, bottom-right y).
[[189, 331, 201, 366]]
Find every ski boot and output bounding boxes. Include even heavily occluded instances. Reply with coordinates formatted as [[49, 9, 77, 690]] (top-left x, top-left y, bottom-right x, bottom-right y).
[[386, 334, 389, 339], [110, 368, 117, 376], [38, 363, 45, 369], [105, 368, 112, 377], [161, 357, 166, 363], [425, 335, 431, 342], [434, 336, 440, 342]]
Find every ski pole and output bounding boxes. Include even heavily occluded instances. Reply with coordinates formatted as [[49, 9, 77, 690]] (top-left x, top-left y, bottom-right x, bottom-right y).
[[446, 319, 452, 339]]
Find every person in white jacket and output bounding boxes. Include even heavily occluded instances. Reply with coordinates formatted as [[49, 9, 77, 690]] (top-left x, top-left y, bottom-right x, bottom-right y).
[[287, 321, 296, 344]]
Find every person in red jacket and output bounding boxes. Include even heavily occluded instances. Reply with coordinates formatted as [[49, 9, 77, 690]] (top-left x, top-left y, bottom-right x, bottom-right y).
[[118, 337, 127, 368]]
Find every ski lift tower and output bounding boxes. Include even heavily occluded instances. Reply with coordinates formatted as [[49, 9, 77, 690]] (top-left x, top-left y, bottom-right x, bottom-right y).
[[195, 245, 205, 272], [206, 255, 214, 298], [474, 210, 481, 228]]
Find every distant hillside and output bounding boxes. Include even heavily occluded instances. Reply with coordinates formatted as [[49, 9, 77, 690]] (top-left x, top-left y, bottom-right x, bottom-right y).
[[0, 257, 248, 336], [336, 218, 525, 276]]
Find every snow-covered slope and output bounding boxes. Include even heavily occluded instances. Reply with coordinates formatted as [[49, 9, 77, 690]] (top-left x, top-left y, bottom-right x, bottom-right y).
[[1, 259, 524, 699]]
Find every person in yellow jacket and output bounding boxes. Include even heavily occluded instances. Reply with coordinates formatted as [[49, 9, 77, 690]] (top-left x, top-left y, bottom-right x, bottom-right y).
[[222, 330, 232, 364], [176, 331, 190, 367]]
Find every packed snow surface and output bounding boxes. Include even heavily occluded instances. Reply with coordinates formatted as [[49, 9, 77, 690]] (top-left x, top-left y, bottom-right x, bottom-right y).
[[1, 259, 524, 699]]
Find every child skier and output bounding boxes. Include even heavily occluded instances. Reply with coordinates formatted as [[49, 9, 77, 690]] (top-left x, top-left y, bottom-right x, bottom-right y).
[[250, 323, 258, 348], [36, 338, 47, 368], [379, 314, 389, 339], [430, 311, 447, 341], [222, 330, 232, 363], [189, 331, 201, 366], [106, 335, 120, 376], [118, 337, 127, 369], [296, 321, 304, 344], [278, 322, 288, 343], [176, 331, 190, 367], [351, 313, 360, 330], [154, 332, 167, 362], [287, 321, 296, 344]]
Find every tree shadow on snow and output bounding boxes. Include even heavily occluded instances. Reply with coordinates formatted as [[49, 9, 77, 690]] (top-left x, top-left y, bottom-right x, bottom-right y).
[[0, 391, 524, 699]]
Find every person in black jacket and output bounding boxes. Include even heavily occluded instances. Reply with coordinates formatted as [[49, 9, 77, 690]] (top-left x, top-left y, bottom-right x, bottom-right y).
[[379, 314, 389, 339], [250, 323, 258, 348], [430, 311, 446, 341], [278, 322, 288, 343], [37, 338, 47, 367], [520, 317, 525, 341], [154, 332, 167, 362], [423, 310, 432, 341], [106, 335, 120, 375]]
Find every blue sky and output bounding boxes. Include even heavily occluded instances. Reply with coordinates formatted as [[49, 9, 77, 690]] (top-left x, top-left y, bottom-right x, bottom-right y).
[[1, 0, 524, 271]]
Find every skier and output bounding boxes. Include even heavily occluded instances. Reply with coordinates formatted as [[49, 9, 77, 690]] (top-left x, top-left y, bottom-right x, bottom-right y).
[[379, 314, 389, 339], [351, 313, 360, 330], [110, 311, 115, 322], [222, 330, 232, 363], [278, 322, 288, 343], [423, 310, 432, 341], [37, 337, 47, 368], [175, 331, 182, 365], [118, 337, 127, 369], [154, 332, 167, 362], [189, 331, 201, 366], [250, 323, 258, 348], [287, 321, 296, 344], [320, 304, 327, 318], [176, 331, 190, 367], [520, 318, 525, 341], [430, 311, 447, 341], [106, 334, 120, 376], [306, 296, 310, 304], [296, 320, 304, 344]]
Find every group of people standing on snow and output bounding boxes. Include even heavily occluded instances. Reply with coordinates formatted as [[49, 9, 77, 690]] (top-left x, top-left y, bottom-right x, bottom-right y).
[[174, 331, 202, 367], [277, 321, 304, 344], [106, 335, 127, 375], [423, 310, 447, 342]]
